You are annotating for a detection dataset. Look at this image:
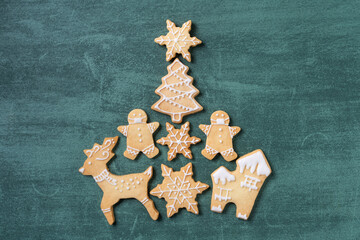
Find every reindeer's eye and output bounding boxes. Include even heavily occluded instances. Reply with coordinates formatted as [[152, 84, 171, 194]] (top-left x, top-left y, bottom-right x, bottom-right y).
[[221, 114, 224, 117], [88, 162, 92, 165], [216, 113, 219, 116]]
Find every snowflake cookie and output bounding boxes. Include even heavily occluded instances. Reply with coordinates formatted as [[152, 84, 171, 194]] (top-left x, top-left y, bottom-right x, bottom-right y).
[[79, 137, 159, 225], [117, 109, 160, 160], [155, 19, 202, 62], [157, 122, 201, 161], [199, 110, 241, 161], [151, 58, 203, 123], [150, 163, 209, 217], [210, 150, 272, 220]]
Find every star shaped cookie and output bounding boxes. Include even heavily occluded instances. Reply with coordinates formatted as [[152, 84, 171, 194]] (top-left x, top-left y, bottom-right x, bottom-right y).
[[157, 122, 201, 161], [155, 20, 202, 62], [150, 163, 209, 217]]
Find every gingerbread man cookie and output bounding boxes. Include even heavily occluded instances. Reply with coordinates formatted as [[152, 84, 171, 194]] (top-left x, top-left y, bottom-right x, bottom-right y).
[[157, 122, 201, 161], [155, 20, 202, 62], [210, 150, 271, 220], [199, 110, 241, 161], [117, 109, 160, 160], [79, 137, 159, 225], [150, 163, 209, 217]]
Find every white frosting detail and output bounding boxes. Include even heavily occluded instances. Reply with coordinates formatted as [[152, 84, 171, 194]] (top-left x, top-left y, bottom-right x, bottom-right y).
[[212, 166, 235, 185], [152, 164, 206, 217], [241, 175, 261, 192], [144, 166, 152, 176], [102, 208, 111, 213], [237, 213, 248, 220], [205, 145, 218, 155], [152, 59, 202, 121], [216, 119, 225, 125], [221, 148, 234, 157], [93, 169, 117, 186], [141, 197, 149, 205], [215, 187, 232, 202], [211, 205, 222, 213], [142, 144, 155, 155], [237, 151, 271, 176]]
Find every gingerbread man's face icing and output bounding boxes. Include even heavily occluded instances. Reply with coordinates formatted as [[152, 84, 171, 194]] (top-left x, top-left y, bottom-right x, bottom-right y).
[[128, 109, 148, 124], [210, 110, 230, 125]]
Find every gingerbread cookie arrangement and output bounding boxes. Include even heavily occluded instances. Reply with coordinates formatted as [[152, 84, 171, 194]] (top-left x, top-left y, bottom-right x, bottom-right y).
[[78, 20, 272, 224]]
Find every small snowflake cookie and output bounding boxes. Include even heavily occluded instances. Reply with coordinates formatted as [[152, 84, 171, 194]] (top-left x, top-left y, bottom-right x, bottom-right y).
[[210, 150, 272, 220], [117, 109, 160, 160], [155, 19, 202, 62], [151, 58, 203, 123], [150, 163, 209, 217], [199, 110, 241, 161], [157, 122, 201, 161], [79, 136, 159, 225]]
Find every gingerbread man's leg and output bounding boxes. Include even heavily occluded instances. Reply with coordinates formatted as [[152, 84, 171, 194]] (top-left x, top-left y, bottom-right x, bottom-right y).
[[201, 145, 218, 160], [142, 144, 159, 159], [124, 146, 140, 160], [220, 148, 237, 162]]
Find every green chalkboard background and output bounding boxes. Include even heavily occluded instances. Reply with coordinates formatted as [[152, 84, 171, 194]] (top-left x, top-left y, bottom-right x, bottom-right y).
[[1, 0, 359, 239]]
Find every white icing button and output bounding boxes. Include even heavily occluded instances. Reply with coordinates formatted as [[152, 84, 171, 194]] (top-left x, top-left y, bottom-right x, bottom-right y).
[[219, 135, 222, 138], [115, 187, 118, 190], [140, 178, 143, 181], [88, 162, 91, 165], [121, 180, 124, 183], [139, 139, 142, 143], [219, 140, 223, 143], [129, 178, 133, 182], [126, 187, 130, 190], [219, 128, 222, 131], [138, 128, 141, 131], [138, 134, 142, 137], [136, 181, 140, 184]]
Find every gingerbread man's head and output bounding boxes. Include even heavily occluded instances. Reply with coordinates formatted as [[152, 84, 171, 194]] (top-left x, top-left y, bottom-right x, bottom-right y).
[[210, 110, 230, 125], [128, 109, 148, 124]]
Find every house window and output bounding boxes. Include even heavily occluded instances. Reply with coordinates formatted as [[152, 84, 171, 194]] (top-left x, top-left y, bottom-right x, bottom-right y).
[[241, 175, 261, 192]]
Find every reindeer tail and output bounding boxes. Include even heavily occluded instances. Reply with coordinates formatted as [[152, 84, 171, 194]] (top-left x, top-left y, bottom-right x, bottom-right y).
[[143, 166, 153, 180]]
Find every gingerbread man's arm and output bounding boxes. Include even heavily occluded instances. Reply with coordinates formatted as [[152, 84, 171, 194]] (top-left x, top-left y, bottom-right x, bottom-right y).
[[199, 124, 211, 136], [147, 122, 160, 134], [229, 126, 241, 138], [117, 125, 129, 137]]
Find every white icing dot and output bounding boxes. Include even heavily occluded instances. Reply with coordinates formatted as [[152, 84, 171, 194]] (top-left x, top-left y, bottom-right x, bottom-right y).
[[126, 183, 129, 185], [221, 114, 224, 117], [129, 178, 133, 182], [138, 134, 142, 137], [126, 187, 130, 190], [219, 140, 223, 143], [219, 135, 222, 138], [219, 128, 222, 131], [136, 181, 140, 184], [121, 180, 124, 183], [216, 114, 219, 116], [139, 139, 142, 142], [138, 128, 141, 131], [88, 162, 91, 165], [132, 182, 134, 185], [115, 187, 118, 190], [133, 113, 135, 116], [139, 113, 142, 116], [140, 178, 143, 181]]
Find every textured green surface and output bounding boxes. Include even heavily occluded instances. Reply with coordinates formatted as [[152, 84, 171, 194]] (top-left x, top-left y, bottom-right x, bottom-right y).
[[1, 0, 359, 239]]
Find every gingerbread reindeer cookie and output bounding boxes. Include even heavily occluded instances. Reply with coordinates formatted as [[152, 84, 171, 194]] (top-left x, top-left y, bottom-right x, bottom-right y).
[[210, 150, 272, 220], [157, 122, 201, 161], [117, 109, 160, 160], [78, 137, 159, 225], [199, 110, 241, 161]]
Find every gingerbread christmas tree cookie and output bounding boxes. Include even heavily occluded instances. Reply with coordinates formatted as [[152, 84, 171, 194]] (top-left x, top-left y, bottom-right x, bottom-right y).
[[199, 110, 241, 161], [210, 150, 271, 220], [117, 109, 160, 160], [155, 20, 202, 62], [79, 137, 159, 225], [157, 122, 201, 161], [151, 58, 202, 123], [150, 163, 209, 217]]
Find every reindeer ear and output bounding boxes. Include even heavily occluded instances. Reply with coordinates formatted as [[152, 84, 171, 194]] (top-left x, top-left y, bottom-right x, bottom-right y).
[[102, 136, 118, 151], [83, 149, 92, 157]]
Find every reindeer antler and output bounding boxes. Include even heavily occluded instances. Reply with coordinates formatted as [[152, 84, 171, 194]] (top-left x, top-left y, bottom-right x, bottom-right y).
[[83, 137, 119, 160]]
